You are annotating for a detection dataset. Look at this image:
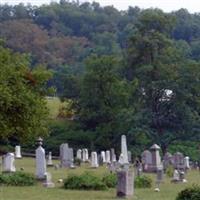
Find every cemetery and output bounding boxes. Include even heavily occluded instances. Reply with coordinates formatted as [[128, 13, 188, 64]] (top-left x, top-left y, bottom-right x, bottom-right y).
[[0, 135, 199, 200], [0, 1, 200, 200]]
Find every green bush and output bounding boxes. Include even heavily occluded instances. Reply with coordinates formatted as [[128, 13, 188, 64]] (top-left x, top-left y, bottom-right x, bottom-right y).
[[166, 165, 174, 177], [74, 158, 81, 166], [134, 175, 152, 188], [102, 173, 117, 188], [0, 172, 36, 186], [176, 185, 200, 200], [64, 172, 107, 191]]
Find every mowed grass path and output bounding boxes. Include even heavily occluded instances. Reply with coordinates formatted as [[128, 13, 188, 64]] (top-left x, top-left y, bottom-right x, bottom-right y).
[[0, 157, 199, 200]]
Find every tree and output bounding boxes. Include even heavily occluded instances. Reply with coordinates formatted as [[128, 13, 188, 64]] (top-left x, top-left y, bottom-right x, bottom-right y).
[[126, 9, 200, 154], [0, 44, 52, 143]]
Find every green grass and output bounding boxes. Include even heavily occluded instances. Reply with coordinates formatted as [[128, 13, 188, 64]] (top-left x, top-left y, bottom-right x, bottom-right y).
[[0, 157, 199, 200]]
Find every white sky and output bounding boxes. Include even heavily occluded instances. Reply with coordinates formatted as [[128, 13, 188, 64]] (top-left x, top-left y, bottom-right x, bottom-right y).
[[1, 0, 200, 13]]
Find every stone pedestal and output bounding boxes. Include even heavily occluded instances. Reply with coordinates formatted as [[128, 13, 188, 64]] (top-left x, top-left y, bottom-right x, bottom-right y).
[[116, 170, 134, 198]]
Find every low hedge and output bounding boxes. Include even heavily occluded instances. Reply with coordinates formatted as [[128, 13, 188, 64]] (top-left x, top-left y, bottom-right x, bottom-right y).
[[134, 175, 153, 188], [176, 185, 200, 200], [0, 172, 36, 186], [102, 173, 117, 188], [64, 172, 107, 191]]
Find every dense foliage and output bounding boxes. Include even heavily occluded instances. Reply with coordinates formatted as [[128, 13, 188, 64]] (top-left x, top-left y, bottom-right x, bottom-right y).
[[176, 185, 200, 200], [0, 172, 36, 186], [64, 172, 107, 190], [0, 1, 200, 159], [134, 175, 153, 188], [0, 44, 52, 143]]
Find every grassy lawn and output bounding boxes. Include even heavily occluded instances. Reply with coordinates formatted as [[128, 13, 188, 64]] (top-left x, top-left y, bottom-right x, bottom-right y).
[[0, 157, 199, 200]]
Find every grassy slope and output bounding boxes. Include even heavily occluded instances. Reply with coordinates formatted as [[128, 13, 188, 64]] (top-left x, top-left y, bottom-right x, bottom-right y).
[[0, 157, 199, 200]]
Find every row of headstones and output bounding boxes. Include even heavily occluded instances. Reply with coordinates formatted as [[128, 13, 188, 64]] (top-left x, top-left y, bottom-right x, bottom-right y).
[[60, 135, 132, 168], [141, 144, 190, 172]]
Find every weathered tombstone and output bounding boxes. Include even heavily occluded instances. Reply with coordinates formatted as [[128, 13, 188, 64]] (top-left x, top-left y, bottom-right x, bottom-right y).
[[91, 152, 99, 168], [43, 172, 55, 188], [128, 151, 132, 163], [172, 152, 184, 170], [2, 153, 16, 172], [155, 167, 164, 191], [116, 170, 134, 198], [47, 152, 53, 167], [111, 148, 117, 162], [76, 149, 82, 160], [82, 149, 86, 162], [85, 149, 89, 161], [163, 152, 172, 170], [121, 135, 129, 164], [35, 137, 47, 179], [179, 171, 187, 183], [118, 153, 124, 165], [100, 151, 106, 163], [60, 143, 74, 167], [106, 150, 111, 163], [141, 150, 152, 172], [149, 144, 162, 172], [15, 145, 22, 159], [184, 156, 190, 170], [171, 169, 180, 183]]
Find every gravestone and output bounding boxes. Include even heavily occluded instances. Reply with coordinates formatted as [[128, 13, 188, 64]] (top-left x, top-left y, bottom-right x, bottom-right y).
[[15, 145, 22, 159], [100, 151, 106, 163], [128, 151, 132, 163], [106, 150, 111, 163], [179, 171, 187, 183], [111, 148, 117, 162], [76, 149, 82, 160], [35, 137, 47, 179], [2, 153, 16, 172], [43, 172, 55, 188], [171, 169, 180, 183], [116, 170, 134, 198], [91, 152, 99, 168], [163, 152, 172, 170], [121, 135, 129, 164], [118, 153, 124, 165], [141, 150, 152, 172], [149, 144, 162, 172], [184, 156, 190, 169], [82, 148, 89, 162], [60, 143, 74, 167], [47, 152, 53, 167], [172, 152, 184, 170]]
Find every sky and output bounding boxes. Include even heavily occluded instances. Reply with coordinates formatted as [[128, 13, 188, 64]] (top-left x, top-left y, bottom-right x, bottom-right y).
[[1, 0, 200, 13]]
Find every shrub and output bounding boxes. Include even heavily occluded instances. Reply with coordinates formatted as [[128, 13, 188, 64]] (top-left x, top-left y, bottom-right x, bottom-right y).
[[64, 172, 107, 191], [102, 173, 117, 188], [74, 158, 81, 166], [134, 175, 152, 188], [166, 165, 174, 177], [0, 172, 36, 186], [176, 185, 200, 200]]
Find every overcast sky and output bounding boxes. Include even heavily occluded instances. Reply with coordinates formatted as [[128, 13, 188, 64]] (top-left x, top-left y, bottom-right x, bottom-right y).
[[1, 0, 200, 13]]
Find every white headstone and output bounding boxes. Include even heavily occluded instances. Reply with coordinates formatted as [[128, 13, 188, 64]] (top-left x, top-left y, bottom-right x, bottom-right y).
[[60, 143, 74, 167], [184, 156, 190, 169], [121, 135, 129, 164], [91, 152, 99, 168], [15, 145, 22, 159], [36, 146, 47, 179], [2, 153, 16, 172], [47, 152, 53, 166], [100, 151, 106, 163], [43, 172, 55, 188], [106, 150, 111, 163], [76, 149, 82, 160]]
